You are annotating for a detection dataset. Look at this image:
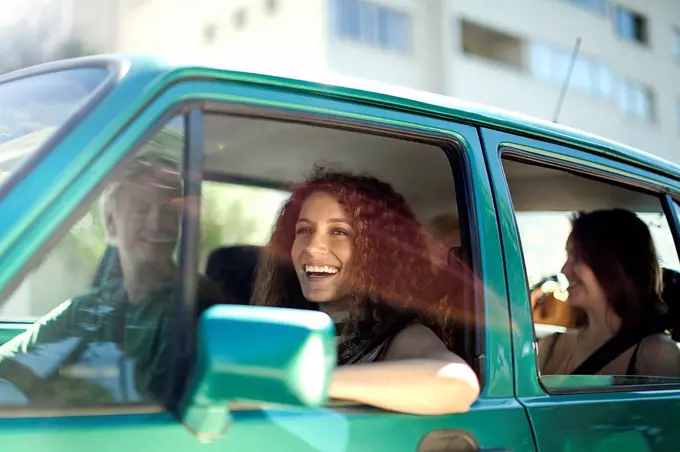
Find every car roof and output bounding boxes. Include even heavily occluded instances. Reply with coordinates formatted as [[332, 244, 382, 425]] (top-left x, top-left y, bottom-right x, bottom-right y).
[[4, 53, 679, 182]]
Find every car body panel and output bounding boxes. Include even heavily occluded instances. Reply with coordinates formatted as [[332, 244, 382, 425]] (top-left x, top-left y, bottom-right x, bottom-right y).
[[0, 323, 26, 345], [0, 55, 679, 450], [0, 56, 535, 451], [481, 127, 680, 451]]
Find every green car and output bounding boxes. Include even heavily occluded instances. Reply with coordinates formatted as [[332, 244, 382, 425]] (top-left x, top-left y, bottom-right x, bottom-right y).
[[0, 55, 679, 451]]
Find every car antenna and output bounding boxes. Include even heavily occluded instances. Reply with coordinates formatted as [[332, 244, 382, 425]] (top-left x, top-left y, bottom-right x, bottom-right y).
[[552, 37, 582, 123]]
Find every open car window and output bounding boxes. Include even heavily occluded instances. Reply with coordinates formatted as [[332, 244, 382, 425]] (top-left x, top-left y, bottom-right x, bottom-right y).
[[502, 157, 680, 390], [197, 112, 481, 377]]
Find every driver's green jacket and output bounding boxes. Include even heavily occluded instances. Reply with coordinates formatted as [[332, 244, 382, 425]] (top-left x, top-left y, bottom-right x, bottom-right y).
[[0, 277, 223, 405]]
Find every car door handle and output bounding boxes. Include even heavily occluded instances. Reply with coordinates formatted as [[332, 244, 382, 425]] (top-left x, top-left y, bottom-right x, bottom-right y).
[[418, 430, 514, 452]]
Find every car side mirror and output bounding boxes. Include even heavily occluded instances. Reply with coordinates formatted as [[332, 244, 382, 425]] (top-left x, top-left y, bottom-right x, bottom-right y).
[[179, 305, 336, 439]]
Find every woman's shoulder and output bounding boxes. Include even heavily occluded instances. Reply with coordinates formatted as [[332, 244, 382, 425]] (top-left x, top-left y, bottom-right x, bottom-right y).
[[537, 328, 578, 348], [384, 323, 453, 361], [636, 333, 680, 377], [639, 332, 679, 353], [395, 323, 441, 343]]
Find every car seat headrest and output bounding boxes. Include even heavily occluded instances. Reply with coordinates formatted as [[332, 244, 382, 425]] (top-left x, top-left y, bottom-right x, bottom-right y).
[[205, 245, 262, 305]]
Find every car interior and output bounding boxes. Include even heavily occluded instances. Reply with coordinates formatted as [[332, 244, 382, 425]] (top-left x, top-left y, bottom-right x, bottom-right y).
[[90, 113, 484, 373], [502, 157, 680, 344], [197, 114, 680, 346], [4, 112, 680, 385], [197, 113, 485, 371], [156, 114, 680, 378]]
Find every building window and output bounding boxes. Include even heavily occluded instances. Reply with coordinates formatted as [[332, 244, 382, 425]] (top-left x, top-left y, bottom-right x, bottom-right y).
[[619, 80, 655, 121], [614, 6, 648, 45], [562, 0, 607, 15], [203, 23, 218, 44], [265, 0, 278, 14], [461, 20, 523, 70], [676, 99, 680, 132], [673, 27, 680, 59], [377, 6, 410, 52], [530, 41, 616, 100], [589, 61, 615, 98], [570, 57, 593, 92], [233, 8, 247, 30], [333, 0, 411, 52]]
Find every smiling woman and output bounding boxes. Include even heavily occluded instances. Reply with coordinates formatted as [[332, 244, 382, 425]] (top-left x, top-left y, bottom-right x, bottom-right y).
[[539, 209, 680, 378], [292, 191, 352, 304], [250, 166, 480, 415]]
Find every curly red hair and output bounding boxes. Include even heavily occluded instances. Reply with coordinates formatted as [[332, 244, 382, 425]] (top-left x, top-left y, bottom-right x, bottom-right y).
[[251, 166, 471, 349]]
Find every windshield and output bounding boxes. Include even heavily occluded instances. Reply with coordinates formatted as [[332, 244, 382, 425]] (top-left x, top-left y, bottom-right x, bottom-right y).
[[0, 67, 109, 179]]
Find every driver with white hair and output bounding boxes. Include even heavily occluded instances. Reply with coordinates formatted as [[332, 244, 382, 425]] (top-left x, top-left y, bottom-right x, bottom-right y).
[[0, 152, 224, 405]]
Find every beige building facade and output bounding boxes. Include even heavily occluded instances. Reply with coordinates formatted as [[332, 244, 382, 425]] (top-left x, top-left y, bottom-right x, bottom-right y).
[[3, 0, 678, 160], [117, 0, 680, 163]]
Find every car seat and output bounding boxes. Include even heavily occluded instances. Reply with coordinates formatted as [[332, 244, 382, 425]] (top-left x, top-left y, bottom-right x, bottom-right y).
[[205, 245, 262, 305], [661, 267, 680, 341]]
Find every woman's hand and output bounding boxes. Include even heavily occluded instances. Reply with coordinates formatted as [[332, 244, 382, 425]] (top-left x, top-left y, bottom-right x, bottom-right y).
[[328, 324, 480, 415]]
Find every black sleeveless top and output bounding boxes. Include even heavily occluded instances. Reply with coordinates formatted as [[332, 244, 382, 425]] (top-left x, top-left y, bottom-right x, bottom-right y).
[[335, 312, 415, 366]]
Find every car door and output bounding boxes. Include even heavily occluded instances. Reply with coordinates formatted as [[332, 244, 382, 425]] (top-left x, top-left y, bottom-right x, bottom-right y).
[[0, 246, 118, 345], [176, 74, 535, 451], [0, 58, 533, 451], [0, 62, 226, 451], [482, 127, 680, 452]]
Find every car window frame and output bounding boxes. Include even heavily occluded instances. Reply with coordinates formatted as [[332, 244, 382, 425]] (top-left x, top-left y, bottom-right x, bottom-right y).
[[666, 196, 680, 256], [200, 104, 485, 371], [0, 73, 507, 419], [0, 101, 199, 418], [480, 126, 680, 400], [191, 88, 506, 407], [504, 154, 680, 392], [511, 153, 680, 395]]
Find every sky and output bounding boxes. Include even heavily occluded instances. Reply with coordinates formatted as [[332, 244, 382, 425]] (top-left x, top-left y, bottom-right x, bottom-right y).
[[1, 0, 25, 26]]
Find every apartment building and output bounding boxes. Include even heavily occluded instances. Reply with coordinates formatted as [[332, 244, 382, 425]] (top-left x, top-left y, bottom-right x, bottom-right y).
[[1, 0, 678, 158], [117, 0, 680, 163]]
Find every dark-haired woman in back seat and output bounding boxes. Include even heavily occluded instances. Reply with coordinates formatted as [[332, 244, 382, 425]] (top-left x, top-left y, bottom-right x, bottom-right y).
[[539, 208, 680, 377]]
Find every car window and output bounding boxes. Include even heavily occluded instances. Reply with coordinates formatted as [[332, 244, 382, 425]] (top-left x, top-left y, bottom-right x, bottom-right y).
[[199, 181, 289, 270], [0, 67, 109, 181], [502, 157, 680, 391], [516, 211, 680, 289], [198, 112, 479, 379], [0, 116, 188, 407], [673, 200, 680, 233]]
